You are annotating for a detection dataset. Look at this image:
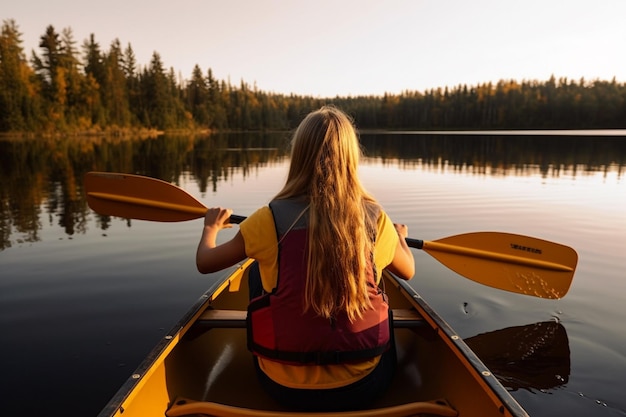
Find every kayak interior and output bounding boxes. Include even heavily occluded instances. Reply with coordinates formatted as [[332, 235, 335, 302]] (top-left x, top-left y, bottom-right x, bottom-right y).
[[98, 259, 529, 417]]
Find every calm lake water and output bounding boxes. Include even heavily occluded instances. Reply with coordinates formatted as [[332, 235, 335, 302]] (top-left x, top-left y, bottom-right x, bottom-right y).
[[1, 131, 625, 416]]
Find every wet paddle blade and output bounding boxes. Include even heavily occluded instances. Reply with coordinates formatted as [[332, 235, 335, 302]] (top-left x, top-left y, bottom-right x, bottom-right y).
[[408, 232, 577, 299], [466, 321, 570, 390], [84, 172, 207, 222]]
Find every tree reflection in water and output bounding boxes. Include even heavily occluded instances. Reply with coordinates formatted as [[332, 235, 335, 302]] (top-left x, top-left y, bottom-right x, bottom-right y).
[[1, 131, 624, 251]]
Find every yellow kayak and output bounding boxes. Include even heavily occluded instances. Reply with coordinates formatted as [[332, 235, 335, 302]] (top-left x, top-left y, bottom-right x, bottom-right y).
[[97, 258, 530, 417], [85, 172, 577, 417]]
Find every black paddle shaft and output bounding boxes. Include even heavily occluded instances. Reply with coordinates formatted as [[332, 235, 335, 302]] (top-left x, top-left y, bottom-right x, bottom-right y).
[[406, 238, 424, 249]]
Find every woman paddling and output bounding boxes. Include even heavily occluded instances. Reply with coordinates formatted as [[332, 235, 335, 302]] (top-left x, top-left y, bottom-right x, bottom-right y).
[[196, 105, 415, 411]]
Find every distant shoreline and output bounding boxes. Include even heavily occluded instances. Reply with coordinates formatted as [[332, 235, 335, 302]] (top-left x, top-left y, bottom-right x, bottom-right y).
[[3, 128, 626, 139], [360, 129, 626, 137]]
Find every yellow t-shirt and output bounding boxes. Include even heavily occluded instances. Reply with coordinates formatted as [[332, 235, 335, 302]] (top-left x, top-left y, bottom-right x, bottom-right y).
[[239, 206, 399, 389]]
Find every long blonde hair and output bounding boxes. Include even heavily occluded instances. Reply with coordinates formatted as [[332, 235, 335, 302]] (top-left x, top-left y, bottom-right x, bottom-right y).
[[274, 106, 378, 321]]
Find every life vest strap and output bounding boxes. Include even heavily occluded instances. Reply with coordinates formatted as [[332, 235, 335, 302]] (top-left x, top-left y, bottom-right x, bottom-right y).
[[249, 341, 391, 365]]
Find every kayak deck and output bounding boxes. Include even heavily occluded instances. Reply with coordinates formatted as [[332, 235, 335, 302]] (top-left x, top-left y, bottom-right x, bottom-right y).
[[98, 259, 528, 417]]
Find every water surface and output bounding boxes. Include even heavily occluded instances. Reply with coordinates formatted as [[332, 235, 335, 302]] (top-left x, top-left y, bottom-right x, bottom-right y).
[[1, 132, 625, 416]]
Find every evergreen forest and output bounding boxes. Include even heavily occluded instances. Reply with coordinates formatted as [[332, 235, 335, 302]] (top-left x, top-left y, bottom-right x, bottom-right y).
[[1, 19, 625, 134]]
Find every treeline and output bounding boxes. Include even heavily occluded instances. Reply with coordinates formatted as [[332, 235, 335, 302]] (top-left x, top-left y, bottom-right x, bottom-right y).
[[2, 19, 626, 134]]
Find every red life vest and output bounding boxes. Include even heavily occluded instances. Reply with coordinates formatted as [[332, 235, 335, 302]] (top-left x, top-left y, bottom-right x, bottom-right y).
[[246, 199, 391, 365]]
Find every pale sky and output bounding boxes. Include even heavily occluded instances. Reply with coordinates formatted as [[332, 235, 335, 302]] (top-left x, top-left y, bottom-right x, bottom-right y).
[[4, 0, 626, 97]]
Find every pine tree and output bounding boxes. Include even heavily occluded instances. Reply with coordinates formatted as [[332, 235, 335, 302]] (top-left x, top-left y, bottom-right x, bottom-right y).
[[0, 19, 39, 131]]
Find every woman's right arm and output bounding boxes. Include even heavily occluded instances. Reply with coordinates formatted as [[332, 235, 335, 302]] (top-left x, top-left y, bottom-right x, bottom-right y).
[[385, 223, 415, 280]]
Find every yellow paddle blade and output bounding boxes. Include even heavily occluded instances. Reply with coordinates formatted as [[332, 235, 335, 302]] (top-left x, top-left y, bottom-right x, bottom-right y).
[[84, 172, 207, 222], [408, 232, 577, 299]]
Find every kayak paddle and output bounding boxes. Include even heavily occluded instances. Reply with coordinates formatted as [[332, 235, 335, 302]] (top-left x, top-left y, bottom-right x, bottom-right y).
[[84, 171, 577, 299]]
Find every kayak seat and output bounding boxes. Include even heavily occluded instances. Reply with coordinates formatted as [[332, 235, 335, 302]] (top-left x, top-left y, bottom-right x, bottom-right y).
[[166, 396, 458, 417], [195, 308, 426, 329]]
